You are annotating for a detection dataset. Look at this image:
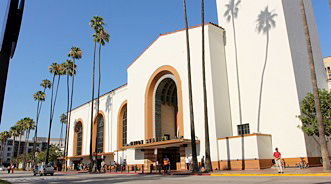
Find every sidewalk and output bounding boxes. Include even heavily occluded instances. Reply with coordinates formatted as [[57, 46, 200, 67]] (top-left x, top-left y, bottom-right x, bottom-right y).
[[56, 167, 331, 176], [211, 167, 331, 176]]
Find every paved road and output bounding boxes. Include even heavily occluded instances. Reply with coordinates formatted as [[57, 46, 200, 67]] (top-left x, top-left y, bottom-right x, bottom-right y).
[[1, 172, 331, 184]]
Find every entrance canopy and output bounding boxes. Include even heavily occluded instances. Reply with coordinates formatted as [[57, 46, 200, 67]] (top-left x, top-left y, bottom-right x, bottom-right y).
[[123, 139, 199, 149], [68, 152, 114, 159]]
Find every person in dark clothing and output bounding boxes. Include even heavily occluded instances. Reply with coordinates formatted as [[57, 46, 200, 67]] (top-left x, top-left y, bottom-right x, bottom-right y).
[[200, 156, 205, 171], [163, 155, 170, 174]]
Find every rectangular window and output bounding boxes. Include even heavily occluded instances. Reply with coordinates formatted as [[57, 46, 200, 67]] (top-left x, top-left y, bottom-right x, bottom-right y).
[[7, 147, 11, 151], [7, 140, 13, 145], [237, 123, 250, 135], [7, 153, 11, 157]]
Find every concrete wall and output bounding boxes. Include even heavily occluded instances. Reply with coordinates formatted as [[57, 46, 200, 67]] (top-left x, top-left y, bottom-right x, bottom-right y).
[[216, 0, 327, 158]]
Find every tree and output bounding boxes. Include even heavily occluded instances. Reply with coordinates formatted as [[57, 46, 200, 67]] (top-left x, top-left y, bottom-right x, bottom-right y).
[[95, 22, 109, 157], [182, 0, 199, 172], [46, 62, 65, 164], [0, 131, 11, 164], [35, 144, 62, 164], [16, 119, 25, 159], [32, 79, 51, 166], [298, 89, 331, 136], [256, 7, 277, 132], [22, 117, 35, 170], [63, 59, 75, 171], [89, 16, 105, 172], [299, 0, 330, 171], [66, 47, 81, 171], [9, 126, 19, 164], [59, 113, 67, 147], [200, 0, 212, 172]]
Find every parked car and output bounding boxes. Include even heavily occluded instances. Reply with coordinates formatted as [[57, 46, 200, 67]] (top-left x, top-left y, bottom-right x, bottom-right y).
[[33, 165, 54, 176], [0, 166, 7, 171]]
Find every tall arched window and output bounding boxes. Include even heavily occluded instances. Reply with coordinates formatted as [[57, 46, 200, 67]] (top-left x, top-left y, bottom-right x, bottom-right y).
[[96, 114, 104, 153], [122, 106, 127, 146], [76, 123, 83, 155]]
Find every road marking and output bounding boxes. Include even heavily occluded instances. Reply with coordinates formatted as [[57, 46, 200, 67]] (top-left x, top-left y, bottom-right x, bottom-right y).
[[211, 173, 331, 176]]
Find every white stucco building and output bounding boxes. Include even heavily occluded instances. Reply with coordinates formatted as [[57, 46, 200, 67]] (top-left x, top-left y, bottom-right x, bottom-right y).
[[67, 0, 328, 170]]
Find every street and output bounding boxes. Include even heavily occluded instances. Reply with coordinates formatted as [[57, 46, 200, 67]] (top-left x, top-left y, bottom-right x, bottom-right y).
[[1, 172, 331, 184]]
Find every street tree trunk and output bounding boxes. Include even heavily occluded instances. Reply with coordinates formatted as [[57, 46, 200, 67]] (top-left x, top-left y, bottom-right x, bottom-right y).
[[299, 0, 331, 171], [201, 0, 212, 172], [183, 0, 199, 172]]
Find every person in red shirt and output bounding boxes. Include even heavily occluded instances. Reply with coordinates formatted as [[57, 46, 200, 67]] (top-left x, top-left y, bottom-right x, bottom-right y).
[[273, 147, 283, 173]]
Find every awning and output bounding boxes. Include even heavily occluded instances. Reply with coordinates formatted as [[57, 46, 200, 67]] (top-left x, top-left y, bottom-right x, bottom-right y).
[[123, 139, 199, 149]]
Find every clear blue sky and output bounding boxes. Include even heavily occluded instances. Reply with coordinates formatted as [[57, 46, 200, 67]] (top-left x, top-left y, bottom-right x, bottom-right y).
[[0, 1, 330, 138]]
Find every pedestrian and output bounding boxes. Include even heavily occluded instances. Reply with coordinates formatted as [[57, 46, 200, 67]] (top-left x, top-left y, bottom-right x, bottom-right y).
[[101, 160, 106, 173], [185, 156, 190, 170], [200, 156, 205, 171], [188, 154, 192, 170], [163, 155, 170, 174], [11, 164, 14, 174], [7, 165, 10, 174], [273, 147, 283, 173]]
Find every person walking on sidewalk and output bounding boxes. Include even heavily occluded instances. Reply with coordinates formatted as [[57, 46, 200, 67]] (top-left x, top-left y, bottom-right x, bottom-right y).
[[200, 156, 205, 172], [185, 156, 190, 170], [273, 147, 283, 173], [163, 155, 170, 174]]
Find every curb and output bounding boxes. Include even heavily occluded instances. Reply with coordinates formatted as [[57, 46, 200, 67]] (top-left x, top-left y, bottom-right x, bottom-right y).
[[211, 173, 331, 176]]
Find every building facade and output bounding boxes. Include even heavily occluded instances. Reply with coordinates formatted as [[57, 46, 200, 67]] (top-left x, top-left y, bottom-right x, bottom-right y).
[[67, 0, 329, 170], [0, 137, 64, 164]]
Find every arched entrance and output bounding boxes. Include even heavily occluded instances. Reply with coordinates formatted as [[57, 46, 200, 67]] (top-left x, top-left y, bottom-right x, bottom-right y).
[[154, 77, 178, 139], [145, 65, 184, 140]]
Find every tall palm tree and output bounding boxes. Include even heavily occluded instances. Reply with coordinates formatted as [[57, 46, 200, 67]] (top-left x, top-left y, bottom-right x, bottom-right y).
[[0, 131, 11, 164], [256, 7, 277, 133], [200, 0, 212, 172], [299, 0, 330, 171], [32, 80, 51, 165], [16, 119, 25, 159], [63, 59, 76, 171], [183, 0, 199, 172], [46, 62, 65, 164], [9, 126, 19, 164], [59, 113, 67, 146], [66, 47, 81, 170], [89, 16, 104, 172], [95, 25, 109, 156], [22, 117, 35, 170]]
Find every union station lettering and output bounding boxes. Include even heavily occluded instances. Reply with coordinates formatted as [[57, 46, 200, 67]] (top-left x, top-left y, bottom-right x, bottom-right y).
[[128, 136, 170, 146]]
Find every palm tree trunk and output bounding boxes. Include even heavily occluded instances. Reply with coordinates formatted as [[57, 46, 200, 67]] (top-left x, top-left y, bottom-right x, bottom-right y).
[[299, 0, 331, 171], [1, 142, 5, 165], [257, 31, 269, 133], [183, 0, 199, 172], [201, 0, 212, 172], [66, 59, 76, 171], [95, 43, 102, 154], [64, 73, 70, 171], [11, 137, 16, 163], [17, 134, 22, 158], [46, 74, 56, 164], [90, 41, 97, 172], [32, 99, 40, 166], [23, 129, 30, 170]]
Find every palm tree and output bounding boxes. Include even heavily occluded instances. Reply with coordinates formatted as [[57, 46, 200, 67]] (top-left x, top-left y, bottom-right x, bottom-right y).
[[66, 47, 81, 170], [63, 59, 76, 171], [256, 7, 277, 133], [32, 80, 50, 165], [0, 131, 11, 164], [9, 126, 19, 164], [95, 25, 109, 156], [299, 0, 330, 171], [59, 113, 67, 146], [22, 117, 35, 170], [46, 62, 65, 164], [200, 0, 212, 172], [16, 119, 25, 159], [183, 0, 199, 172], [89, 16, 104, 172]]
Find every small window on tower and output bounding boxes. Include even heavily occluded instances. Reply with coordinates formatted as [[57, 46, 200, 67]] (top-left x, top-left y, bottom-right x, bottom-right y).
[[237, 124, 250, 135]]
